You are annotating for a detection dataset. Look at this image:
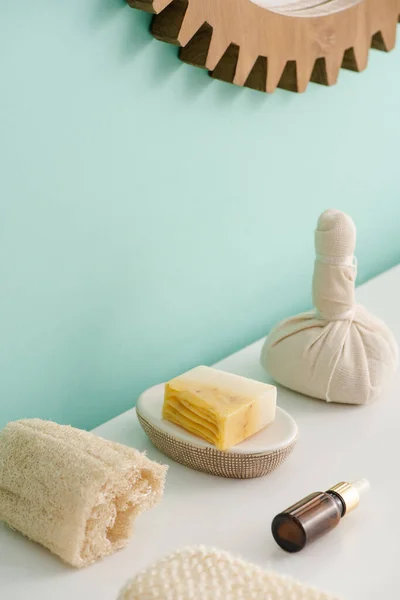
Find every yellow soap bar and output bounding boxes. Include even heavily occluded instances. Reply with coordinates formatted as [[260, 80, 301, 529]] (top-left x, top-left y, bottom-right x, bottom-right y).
[[163, 366, 276, 450]]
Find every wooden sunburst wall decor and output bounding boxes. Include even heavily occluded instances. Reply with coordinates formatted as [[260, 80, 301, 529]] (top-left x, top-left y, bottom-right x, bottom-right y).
[[127, 0, 400, 93]]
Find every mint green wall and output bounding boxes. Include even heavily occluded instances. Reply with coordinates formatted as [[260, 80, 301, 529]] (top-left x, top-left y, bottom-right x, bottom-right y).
[[1, 1, 399, 430]]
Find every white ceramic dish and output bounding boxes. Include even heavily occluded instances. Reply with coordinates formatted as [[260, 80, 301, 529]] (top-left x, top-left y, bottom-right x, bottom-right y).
[[136, 384, 298, 478]]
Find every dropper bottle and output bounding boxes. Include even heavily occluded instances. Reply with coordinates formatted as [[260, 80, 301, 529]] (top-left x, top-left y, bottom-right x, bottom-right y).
[[271, 479, 370, 553]]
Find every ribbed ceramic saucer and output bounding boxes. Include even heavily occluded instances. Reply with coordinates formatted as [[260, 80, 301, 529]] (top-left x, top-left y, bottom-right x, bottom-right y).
[[136, 384, 298, 479]]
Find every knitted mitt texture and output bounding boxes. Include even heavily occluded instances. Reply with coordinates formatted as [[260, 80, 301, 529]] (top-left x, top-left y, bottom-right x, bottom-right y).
[[118, 546, 340, 600]]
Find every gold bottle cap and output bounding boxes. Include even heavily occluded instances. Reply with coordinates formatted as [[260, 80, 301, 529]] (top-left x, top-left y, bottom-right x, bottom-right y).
[[329, 479, 370, 515]]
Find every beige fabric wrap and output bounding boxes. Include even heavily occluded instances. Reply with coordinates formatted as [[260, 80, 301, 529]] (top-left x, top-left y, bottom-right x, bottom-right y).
[[261, 209, 398, 405]]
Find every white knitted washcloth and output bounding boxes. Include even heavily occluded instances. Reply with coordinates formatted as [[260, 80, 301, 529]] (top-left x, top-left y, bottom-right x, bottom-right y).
[[261, 209, 398, 405], [118, 546, 340, 600], [0, 419, 167, 568]]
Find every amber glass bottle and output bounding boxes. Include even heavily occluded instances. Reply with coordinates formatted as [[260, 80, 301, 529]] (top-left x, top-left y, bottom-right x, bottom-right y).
[[271, 479, 369, 553]]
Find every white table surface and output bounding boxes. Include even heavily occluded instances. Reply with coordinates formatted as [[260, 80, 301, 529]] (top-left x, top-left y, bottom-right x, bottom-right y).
[[1, 265, 399, 599]]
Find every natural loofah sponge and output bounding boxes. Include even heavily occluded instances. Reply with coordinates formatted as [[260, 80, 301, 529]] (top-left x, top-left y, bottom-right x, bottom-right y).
[[0, 419, 167, 568], [118, 546, 340, 600], [261, 209, 398, 405]]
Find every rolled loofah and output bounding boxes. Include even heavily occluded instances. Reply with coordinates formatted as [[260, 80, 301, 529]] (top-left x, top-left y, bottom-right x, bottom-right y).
[[261, 209, 398, 405], [118, 546, 340, 600], [0, 419, 167, 568]]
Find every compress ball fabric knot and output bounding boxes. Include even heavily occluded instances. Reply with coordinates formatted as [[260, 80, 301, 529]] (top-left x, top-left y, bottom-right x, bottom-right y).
[[261, 209, 398, 405]]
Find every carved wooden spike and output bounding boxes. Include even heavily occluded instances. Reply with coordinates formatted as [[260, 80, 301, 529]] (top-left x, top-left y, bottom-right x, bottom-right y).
[[206, 34, 230, 72], [387, 21, 398, 50], [352, 43, 370, 71], [128, 0, 400, 93], [211, 44, 240, 83], [179, 23, 212, 68], [266, 59, 286, 93], [297, 61, 315, 93], [233, 51, 258, 86], [153, 0, 176, 13], [178, 3, 206, 46], [127, 0, 157, 14], [128, 0, 173, 14]]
